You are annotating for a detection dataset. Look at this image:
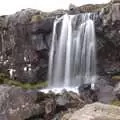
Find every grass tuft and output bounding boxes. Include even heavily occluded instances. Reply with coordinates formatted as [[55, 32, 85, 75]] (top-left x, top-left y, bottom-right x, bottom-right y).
[[0, 73, 48, 89], [111, 100, 120, 106]]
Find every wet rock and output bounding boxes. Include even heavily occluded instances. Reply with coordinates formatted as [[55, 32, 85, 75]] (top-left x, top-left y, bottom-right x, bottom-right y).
[[95, 76, 117, 104], [78, 76, 118, 104], [62, 102, 120, 120], [97, 85, 116, 103], [56, 90, 85, 111], [78, 84, 98, 103]]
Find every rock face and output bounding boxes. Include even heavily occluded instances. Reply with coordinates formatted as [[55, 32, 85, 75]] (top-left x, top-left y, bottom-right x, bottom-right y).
[[0, 9, 54, 83], [62, 102, 120, 120], [96, 0, 120, 76], [0, 85, 46, 120], [0, 1, 119, 83]]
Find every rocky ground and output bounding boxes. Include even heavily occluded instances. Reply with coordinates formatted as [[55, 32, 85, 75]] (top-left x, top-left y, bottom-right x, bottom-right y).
[[62, 102, 120, 120], [0, 73, 120, 120], [0, 85, 85, 120], [0, 80, 120, 120], [0, 0, 119, 83]]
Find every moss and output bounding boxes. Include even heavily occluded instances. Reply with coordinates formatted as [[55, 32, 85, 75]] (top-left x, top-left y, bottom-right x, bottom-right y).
[[0, 73, 48, 89], [6, 80, 48, 89], [0, 73, 9, 84], [111, 100, 120, 106], [112, 76, 120, 81], [31, 15, 44, 23]]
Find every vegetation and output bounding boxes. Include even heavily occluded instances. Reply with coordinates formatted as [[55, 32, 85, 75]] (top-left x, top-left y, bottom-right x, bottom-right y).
[[112, 75, 120, 81], [31, 14, 44, 23], [111, 100, 120, 106], [0, 73, 48, 89]]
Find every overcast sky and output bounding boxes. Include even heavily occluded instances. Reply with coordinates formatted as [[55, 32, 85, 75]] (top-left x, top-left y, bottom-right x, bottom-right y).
[[0, 0, 110, 15]]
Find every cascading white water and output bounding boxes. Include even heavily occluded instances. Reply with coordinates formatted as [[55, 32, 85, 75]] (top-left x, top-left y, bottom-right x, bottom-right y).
[[48, 13, 96, 89]]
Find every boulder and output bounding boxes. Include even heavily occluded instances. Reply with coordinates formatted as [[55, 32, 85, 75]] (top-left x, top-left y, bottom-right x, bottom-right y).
[[0, 85, 85, 120], [0, 85, 58, 120], [62, 102, 120, 120], [97, 85, 116, 103], [95, 76, 117, 104], [78, 84, 98, 103], [56, 90, 85, 110], [0, 85, 44, 120]]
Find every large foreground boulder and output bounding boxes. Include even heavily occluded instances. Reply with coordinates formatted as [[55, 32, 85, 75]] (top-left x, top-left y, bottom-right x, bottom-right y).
[[62, 102, 120, 120], [0, 85, 44, 120], [0, 85, 84, 120]]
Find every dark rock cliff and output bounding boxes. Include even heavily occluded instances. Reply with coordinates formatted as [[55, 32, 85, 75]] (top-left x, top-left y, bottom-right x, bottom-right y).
[[0, 0, 120, 83], [96, 0, 120, 75], [0, 9, 54, 83]]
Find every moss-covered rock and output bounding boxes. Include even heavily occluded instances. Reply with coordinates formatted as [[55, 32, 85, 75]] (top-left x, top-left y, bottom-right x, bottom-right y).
[[0, 73, 48, 89], [111, 100, 120, 106], [31, 14, 44, 23], [5, 80, 48, 89]]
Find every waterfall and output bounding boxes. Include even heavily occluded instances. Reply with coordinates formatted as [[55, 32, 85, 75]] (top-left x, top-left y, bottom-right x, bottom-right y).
[[48, 13, 96, 88]]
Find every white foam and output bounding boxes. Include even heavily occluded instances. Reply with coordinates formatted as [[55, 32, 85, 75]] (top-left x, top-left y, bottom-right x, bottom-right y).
[[40, 87, 79, 94], [24, 67, 27, 71]]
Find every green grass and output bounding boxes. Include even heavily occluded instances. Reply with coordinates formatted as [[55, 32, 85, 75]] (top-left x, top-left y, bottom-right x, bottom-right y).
[[111, 100, 120, 106], [0, 73, 48, 89]]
